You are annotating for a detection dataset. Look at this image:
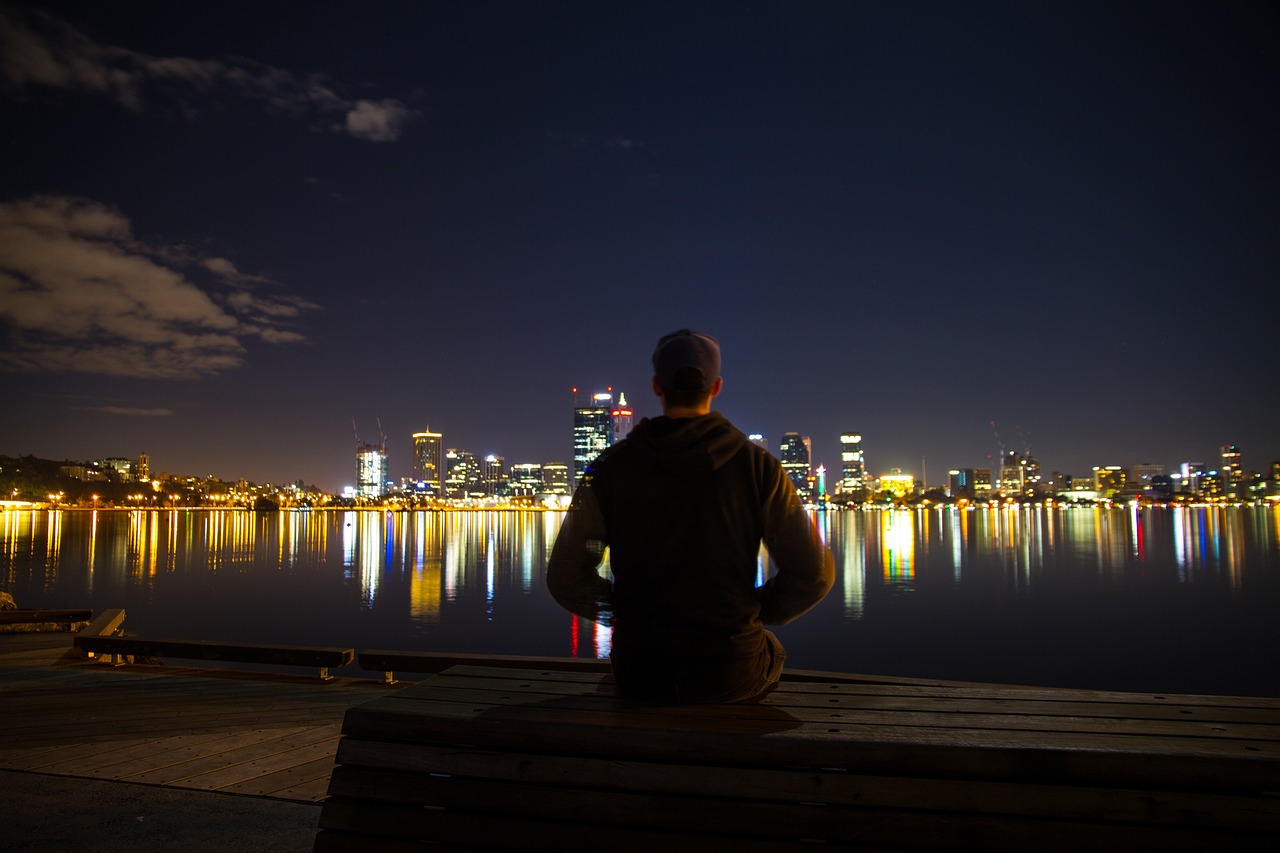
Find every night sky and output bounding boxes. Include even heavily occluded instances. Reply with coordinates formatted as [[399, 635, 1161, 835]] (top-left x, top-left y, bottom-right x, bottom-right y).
[[2, 1, 1277, 493]]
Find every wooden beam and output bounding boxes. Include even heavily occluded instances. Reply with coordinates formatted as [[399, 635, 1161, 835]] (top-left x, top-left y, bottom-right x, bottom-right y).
[[77, 635, 353, 680], [0, 609, 93, 626]]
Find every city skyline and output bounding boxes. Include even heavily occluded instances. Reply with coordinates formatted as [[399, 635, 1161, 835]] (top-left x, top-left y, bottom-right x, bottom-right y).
[[2, 2, 1277, 492]]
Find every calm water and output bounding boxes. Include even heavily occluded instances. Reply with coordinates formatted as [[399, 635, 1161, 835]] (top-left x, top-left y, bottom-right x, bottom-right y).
[[3, 506, 1277, 696]]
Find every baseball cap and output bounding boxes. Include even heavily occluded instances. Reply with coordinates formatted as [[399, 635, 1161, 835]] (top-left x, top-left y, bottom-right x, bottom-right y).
[[652, 329, 721, 389]]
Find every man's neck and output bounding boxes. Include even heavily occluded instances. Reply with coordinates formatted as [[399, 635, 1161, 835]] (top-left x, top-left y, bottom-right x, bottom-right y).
[[662, 405, 712, 419]]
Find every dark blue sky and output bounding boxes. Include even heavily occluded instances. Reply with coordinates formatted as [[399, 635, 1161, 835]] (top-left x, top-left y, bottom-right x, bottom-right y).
[[2, 1, 1277, 492]]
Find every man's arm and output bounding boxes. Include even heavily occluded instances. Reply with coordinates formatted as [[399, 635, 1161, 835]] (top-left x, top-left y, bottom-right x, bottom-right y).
[[757, 464, 835, 625], [546, 481, 614, 621]]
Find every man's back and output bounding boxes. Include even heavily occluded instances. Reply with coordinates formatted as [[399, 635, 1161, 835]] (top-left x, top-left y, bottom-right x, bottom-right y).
[[548, 411, 834, 702]]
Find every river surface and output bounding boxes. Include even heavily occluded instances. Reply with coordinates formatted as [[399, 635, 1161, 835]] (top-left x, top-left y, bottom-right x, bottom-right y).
[[3, 505, 1277, 696]]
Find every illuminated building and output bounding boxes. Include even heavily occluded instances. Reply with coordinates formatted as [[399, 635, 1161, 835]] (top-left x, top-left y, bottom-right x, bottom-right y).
[[948, 468, 975, 497], [446, 449, 479, 497], [611, 392, 634, 445], [356, 443, 388, 498], [779, 432, 812, 499], [136, 452, 150, 482], [748, 434, 768, 452], [1129, 463, 1164, 489], [573, 389, 615, 488], [412, 427, 444, 494], [1221, 444, 1243, 494], [510, 463, 544, 495], [972, 468, 992, 495], [542, 462, 570, 495], [838, 433, 867, 496], [998, 451, 1024, 497], [879, 468, 915, 499], [482, 455, 506, 496], [1093, 465, 1126, 498]]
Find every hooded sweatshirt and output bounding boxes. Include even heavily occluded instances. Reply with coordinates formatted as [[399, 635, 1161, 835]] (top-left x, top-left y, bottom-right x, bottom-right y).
[[547, 412, 835, 697]]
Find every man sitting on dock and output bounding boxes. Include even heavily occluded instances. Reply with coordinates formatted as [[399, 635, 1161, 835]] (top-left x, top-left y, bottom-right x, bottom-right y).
[[548, 329, 834, 703]]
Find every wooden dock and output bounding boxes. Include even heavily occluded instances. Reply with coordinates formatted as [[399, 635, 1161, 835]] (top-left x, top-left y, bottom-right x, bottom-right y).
[[0, 632, 380, 803]]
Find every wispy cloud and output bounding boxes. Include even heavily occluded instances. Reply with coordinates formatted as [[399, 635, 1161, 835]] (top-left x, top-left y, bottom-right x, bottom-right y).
[[0, 4, 417, 141], [0, 194, 316, 379]]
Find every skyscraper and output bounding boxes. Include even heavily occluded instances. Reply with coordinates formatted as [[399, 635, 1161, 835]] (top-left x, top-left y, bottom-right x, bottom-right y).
[[356, 442, 387, 498], [611, 392, 634, 445], [838, 433, 866, 496], [573, 389, 615, 488], [412, 427, 444, 494], [779, 432, 812, 499]]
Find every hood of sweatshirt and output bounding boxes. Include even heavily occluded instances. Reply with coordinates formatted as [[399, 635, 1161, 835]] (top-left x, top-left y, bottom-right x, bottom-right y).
[[624, 412, 748, 476]]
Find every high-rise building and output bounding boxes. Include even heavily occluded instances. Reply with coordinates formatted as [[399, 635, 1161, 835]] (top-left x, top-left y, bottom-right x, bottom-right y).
[[747, 434, 768, 452], [356, 443, 388, 498], [998, 451, 1024, 498], [1093, 465, 1126, 498], [509, 463, 544, 495], [136, 452, 150, 482], [543, 462, 571, 495], [611, 392, 634, 445], [1221, 444, 1243, 492], [779, 432, 812, 499], [446, 449, 479, 498], [838, 433, 867, 496], [412, 427, 444, 494], [482, 455, 506, 496], [573, 389, 615, 488]]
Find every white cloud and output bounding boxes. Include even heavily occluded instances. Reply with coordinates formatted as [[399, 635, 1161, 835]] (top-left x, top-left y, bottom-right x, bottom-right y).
[[345, 99, 416, 143], [0, 5, 418, 141], [0, 195, 313, 379]]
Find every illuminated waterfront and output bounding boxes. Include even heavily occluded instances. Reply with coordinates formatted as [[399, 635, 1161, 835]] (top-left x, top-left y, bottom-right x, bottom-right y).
[[2, 505, 1277, 696]]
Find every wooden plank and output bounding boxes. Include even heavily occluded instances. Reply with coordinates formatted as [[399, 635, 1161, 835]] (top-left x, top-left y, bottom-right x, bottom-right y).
[[170, 731, 341, 792], [121, 725, 341, 786], [75, 635, 354, 668], [331, 740, 1280, 832], [337, 691, 1279, 791], [76, 608, 125, 638], [0, 609, 92, 625], [316, 793, 1278, 852], [391, 674, 1280, 737], [357, 649, 613, 676], [221, 754, 338, 798]]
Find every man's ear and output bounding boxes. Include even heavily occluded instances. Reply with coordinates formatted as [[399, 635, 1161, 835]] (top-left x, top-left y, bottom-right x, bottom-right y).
[[709, 377, 723, 398]]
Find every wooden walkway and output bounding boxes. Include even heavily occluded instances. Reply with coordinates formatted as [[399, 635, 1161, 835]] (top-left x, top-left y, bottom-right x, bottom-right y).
[[0, 632, 383, 803]]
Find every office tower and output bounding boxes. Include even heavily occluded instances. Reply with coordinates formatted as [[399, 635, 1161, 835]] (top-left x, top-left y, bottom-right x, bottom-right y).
[[482, 455, 506, 496], [573, 389, 615, 488], [356, 442, 388, 498], [543, 462, 571, 495], [136, 452, 150, 482], [748, 434, 768, 452], [948, 469, 975, 497], [510, 463, 544, 496], [446, 449, 479, 498], [838, 433, 867, 495], [779, 432, 812, 499], [611, 392, 634, 445], [1221, 444, 1243, 490], [997, 451, 1022, 497], [1130, 463, 1164, 488], [1092, 466, 1126, 498], [412, 427, 444, 494], [879, 468, 915, 499]]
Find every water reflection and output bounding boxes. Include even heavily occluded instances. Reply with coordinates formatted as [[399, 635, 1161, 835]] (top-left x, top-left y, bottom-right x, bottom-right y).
[[1, 505, 1277, 694]]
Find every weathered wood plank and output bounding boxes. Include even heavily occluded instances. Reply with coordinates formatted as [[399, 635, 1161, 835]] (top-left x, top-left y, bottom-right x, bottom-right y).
[[122, 725, 341, 786], [0, 609, 92, 626], [367, 678, 1280, 739], [330, 740, 1280, 832], [316, 792, 1277, 852], [76, 635, 354, 669]]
